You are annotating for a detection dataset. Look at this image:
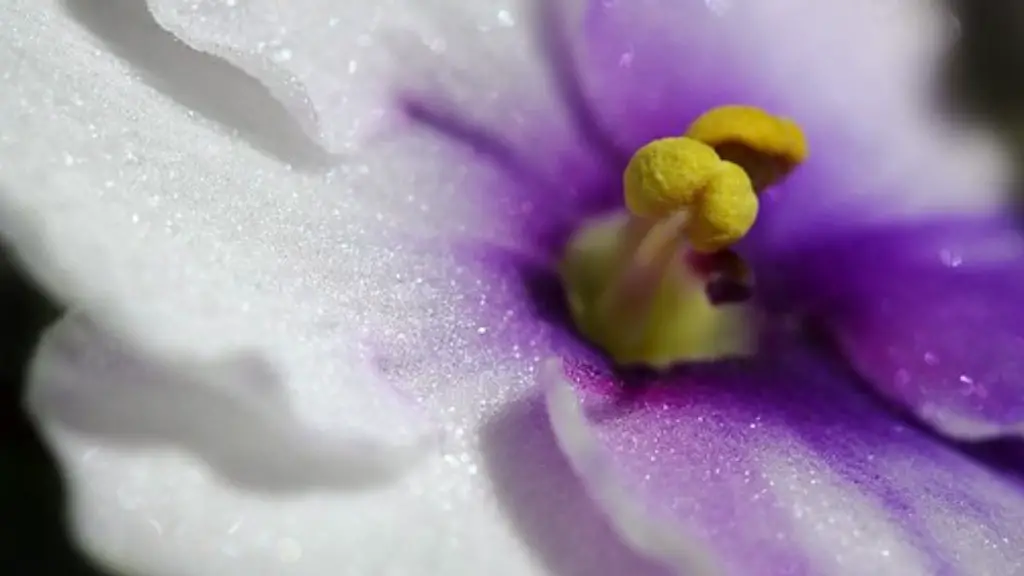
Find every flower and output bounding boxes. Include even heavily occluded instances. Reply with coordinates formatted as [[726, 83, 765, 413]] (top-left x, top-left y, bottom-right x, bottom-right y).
[[400, 0, 1024, 574], [3, 1, 1024, 576]]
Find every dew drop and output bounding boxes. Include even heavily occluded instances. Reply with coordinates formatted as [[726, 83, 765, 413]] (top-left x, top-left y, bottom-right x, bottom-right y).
[[271, 48, 293, 63]]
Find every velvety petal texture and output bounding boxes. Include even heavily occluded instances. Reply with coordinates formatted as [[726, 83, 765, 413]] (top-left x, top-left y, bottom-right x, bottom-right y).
[[6, 0, 1024, 574], [543, 346, 1024, 576], [576, 0, 1010, 234], [756, 215, 1024, 441], [0, 1, 615, 575], [405, 0, 1024, 574], [145, 0, 544, 153]]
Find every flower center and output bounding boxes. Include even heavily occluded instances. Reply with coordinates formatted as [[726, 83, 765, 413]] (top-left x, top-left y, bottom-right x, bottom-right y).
[[559, 105, 808, 370]]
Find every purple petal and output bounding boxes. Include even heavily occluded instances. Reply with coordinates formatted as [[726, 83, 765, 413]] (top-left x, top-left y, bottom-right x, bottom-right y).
[[753, 213, 1024, 441], [577, 0, 755, 152], [542, 341, 1024, 576], [400, 0, 766, 257], [406, 0, 1006, 264], [578, 0, 1009, 234], [399, 95, 614, 256]]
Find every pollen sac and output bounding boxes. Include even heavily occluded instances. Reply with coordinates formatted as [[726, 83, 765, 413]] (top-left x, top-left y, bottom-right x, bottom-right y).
[[623, 136, 721, 219], [623, 136, 759, 253], [685, 105, 808, 192], [688, 161, 759, 253]]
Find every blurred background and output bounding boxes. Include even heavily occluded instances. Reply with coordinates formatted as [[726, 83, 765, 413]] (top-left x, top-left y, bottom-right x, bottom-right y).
[[2, 1, 1023, 574]]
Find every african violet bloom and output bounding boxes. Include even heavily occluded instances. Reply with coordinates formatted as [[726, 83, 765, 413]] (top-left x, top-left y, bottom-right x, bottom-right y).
[[402, 0, 1024, 574], [4, 0, 1024, 575]]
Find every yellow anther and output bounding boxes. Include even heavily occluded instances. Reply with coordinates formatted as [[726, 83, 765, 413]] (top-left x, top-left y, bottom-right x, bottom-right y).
[[685, 105, 808, 191], [623, 137, 721, 219], [688, 161, 759, 253], [623, 136, 759, 252], [685, 105, 808, 164], [555, 104, 811, 369]]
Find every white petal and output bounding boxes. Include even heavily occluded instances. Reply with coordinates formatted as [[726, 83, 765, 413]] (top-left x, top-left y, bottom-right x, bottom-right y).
[[146, 0, 548, 153], [0, 0, 429, 436], [29, 315, 433, 492], [542, 359, 721, 576], [2, 1, 661, 575], [0, 1, 512, 574]]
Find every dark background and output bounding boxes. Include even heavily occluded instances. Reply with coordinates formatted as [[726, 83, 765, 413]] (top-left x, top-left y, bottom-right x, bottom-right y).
[[2, 2, 1022, 574]]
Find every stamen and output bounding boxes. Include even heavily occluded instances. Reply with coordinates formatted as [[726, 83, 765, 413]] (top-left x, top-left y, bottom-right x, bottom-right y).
[[558, 105, 807, 369], [595, 211, 691, 347], [685, 105, 808, 192], [688, 160, 759, 253], [559, 213, 755, 369], [632, 210, 691, 270], [623, 137, 759, 252], [623, 137, 722, 219]]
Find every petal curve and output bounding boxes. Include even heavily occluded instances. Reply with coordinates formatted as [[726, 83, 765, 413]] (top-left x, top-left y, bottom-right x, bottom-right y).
[[543, 344, 1024, 576], [28, 315, 432, 492], [758, 214, 1024, 441]]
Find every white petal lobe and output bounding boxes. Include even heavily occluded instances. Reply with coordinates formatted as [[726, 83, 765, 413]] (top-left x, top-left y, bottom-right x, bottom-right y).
[[542, 359, 720, 576]]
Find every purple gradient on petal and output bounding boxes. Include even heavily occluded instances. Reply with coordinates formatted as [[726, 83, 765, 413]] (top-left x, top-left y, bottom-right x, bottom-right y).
[[402, 0, 882, 259], [453, 244, 606, 364], [555, 338, 1024, 576], [578, 0, 879, 240], [400, 0, 1024, 572], [480, 393, 672, 576], [400, 96, 617, 255], [451, 235, 1024, 574], [581, 0, 925, 241], [580, 0, 751, 150], [534, 0, 626, 166], [752, 214, 1024, 441]]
